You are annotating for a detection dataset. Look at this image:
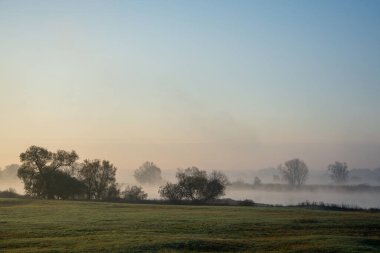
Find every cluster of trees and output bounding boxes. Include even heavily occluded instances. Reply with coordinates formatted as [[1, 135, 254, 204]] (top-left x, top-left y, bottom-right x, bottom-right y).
[[12, 145, 360, 201], [16, 146, 228, 202], [17, 146, 119, 200], [159, 167, 228, 201]]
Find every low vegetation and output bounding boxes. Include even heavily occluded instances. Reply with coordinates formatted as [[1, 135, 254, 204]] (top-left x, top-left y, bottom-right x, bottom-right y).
[[0, 198, 380, 252]]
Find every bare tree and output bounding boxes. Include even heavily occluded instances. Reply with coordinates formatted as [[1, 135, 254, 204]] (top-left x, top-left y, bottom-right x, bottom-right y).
[[328, 162, 349, 184], [279, 158, 309, 187]]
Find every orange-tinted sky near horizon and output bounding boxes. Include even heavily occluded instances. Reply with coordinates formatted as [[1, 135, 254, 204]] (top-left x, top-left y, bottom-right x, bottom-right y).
[[1, 1, 380, 172]]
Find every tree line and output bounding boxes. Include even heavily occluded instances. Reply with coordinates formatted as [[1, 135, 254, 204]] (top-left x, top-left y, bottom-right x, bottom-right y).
[[15, 145, 351, 201], [16, 146, 229, 201]]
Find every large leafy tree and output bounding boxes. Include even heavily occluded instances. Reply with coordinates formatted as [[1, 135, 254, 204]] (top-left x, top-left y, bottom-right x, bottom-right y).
[[17, 146, 78, 198], [78, 159, 117, 200], [176, 167, 208, 200]]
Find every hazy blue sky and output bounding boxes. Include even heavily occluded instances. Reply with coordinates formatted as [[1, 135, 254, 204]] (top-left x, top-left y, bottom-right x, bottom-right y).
[[1, 0, 379, 173]]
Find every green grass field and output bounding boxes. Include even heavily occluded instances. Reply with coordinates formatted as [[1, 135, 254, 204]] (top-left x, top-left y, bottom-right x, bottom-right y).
[[0, 198, 379, 252]]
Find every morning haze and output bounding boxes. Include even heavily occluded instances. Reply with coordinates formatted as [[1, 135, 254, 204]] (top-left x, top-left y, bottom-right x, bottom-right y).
[[1, 1, 380, 171], [1, 1, 380, 252]]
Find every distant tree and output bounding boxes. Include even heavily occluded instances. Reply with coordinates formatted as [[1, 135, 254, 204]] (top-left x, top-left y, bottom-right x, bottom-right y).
[[17, 146, 78, 198], [279, 159, 309, 187], [78, 159, 117, 200], [159, 167, 228, 202], [254, 176, 262, 186], [134, 161, 162, 184], [122, 185, 147, 201], [328, 162, 349, 184], [272, 174, 280, 182], [0, 164, 19, 179], [375, 167, 380, 182]]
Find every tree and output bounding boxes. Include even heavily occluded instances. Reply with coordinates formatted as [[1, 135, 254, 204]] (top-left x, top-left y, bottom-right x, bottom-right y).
[[203, 170, 229, 200], [158, 182, 184, 201], [328, 161, 349, 184], [48, 170, 85, 199], [159, 167, 228, 202], [122, 185, 147, 201], [253, 176, 262, 186], [105, 183, 120, 201], [176, 167, 208, 201], [0, 164, 19, 179], [134, 161, 162, 184], [17, 146, 78, 198], [78, 159, 117, 200], [278, 158, 309, 187]]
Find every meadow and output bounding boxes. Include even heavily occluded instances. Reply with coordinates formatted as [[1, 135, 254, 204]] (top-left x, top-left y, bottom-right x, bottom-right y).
[[0, 198, 380, 252]]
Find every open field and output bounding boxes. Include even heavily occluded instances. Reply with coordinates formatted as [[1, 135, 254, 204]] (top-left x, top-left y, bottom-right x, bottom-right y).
[[1, 198, 380, 252]]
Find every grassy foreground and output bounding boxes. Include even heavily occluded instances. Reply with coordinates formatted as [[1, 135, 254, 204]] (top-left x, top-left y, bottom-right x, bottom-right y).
[[0, 198, 379, 252]]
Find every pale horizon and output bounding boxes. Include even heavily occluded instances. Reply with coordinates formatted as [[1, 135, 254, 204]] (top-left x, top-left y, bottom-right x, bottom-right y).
[[1, 0, 380, 173]]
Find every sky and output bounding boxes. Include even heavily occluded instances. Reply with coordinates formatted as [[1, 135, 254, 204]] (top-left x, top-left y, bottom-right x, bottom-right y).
[[1, 0, 380, 175]]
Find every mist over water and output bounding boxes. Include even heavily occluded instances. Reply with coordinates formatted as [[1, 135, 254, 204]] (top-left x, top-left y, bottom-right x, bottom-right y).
[[122, 168, 380, 208], [222, 169, 380, 208], [129, 185, 380, 209], [2, 165, 379, 209], [225, 188, 380, 209]]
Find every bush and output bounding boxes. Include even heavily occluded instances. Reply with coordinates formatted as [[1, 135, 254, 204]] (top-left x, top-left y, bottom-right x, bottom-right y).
[[0, 188, 21, 198], [239, 199, 255, 206]]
